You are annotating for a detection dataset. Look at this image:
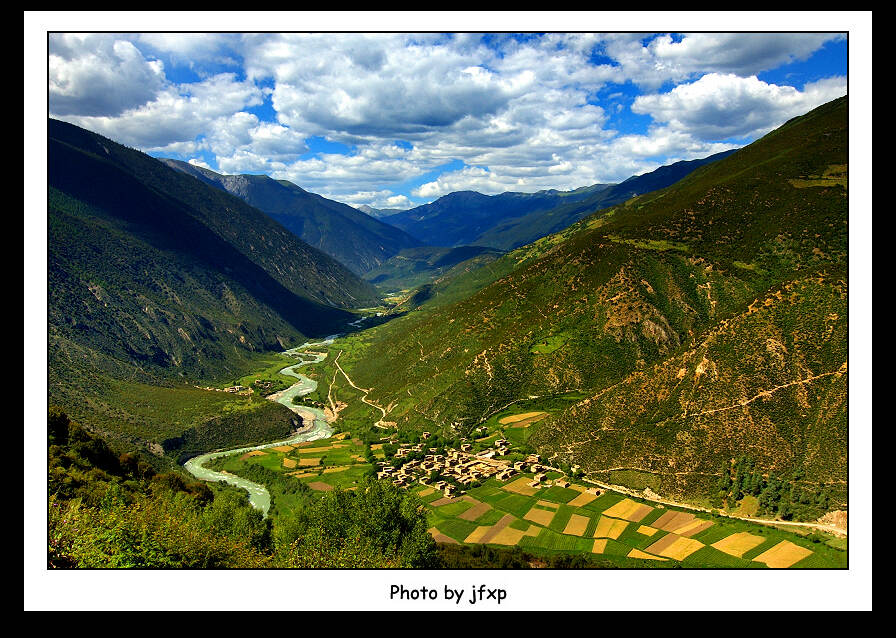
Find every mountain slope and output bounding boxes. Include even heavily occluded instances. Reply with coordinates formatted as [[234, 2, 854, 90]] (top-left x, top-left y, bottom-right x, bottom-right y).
[[340, 97, 848, 513], [357, 204, 406, 219], [48, 119, 379, 444], [160, 159, 424, 275]]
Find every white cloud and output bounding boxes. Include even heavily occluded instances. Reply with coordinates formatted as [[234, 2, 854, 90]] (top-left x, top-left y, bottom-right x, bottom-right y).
[[49, 34, 166, 116], [341, 191, 413, 209], [602, 32, 843, 88], [632, 73, 847, 141], [135, 33, 240, 68], [54, 73, 264, 151]]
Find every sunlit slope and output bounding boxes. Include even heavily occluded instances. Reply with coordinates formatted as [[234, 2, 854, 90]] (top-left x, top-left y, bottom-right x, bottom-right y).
[[345, 96, 847, 507]]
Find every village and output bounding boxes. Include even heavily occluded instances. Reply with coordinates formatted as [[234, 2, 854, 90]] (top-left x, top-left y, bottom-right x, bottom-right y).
[[375, 430, 579, 499]]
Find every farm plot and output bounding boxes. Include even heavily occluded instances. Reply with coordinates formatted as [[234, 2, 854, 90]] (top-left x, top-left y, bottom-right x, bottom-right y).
[[649, 510, 714, 536], [600, 498, 654, 522], [645, 533, 705, 561], [419, 475, 842, 568], [562, 514, 591, 537], [711, 532, 766, 558], [498, 411, 547, 425], [428, 527, 459, 544], [593, 516, 629, 540], [566, 490, 599, 508], [464, 514, 516, 544], [270, 445, 294, 453], [458, 497, 493, 522], [627, 548, 668, 562], [501, 476, 543, 496], [752, 541, 814, 568], [524, 502, 558, 527]]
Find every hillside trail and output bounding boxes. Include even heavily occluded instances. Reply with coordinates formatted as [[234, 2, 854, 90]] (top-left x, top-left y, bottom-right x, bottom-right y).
[[332, 350, 391, 428]]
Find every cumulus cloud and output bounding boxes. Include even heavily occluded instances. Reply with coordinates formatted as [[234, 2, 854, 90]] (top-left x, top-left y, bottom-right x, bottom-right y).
[[342, 191, 413, 209], [49, 34, 166, 116], [135, 33, 240, 68], [54, 73, 264, 151], [602, 32, 843, 88], [632, 73, 847, 140]]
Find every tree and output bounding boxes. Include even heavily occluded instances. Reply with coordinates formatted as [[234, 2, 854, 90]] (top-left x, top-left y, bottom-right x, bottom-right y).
[[282, 478, 439, 568]]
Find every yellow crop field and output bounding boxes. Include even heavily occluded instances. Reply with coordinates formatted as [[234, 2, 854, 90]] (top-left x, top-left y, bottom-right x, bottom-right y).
[[524, 506, 556, 527], [562, 514, 591, 536], [627, 548, 668, 561], [502, 477, 540, 496], [752, 541, 814, 568], [498, 411, 547, 424], [593, 516, 628, 539], [567, 491, 598, 507], [601, 498, 653, 522], [711, 532, 765, 558]]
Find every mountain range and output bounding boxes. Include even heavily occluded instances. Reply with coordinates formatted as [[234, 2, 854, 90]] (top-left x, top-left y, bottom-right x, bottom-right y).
[[381, 150, 736, 251], [159, 159, 423, 276], [46, 95, 848, 518]]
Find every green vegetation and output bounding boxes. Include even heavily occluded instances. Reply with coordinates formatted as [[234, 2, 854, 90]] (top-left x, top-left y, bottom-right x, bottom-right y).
[[363, 245, 505, 294], [46, 98, 850, 570], [713, 455, 836, 521]]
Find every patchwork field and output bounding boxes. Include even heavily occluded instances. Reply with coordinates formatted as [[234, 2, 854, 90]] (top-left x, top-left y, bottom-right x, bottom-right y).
[[206, 435, 375, 493], [197, 414, 846, 569], [419, 475, 847, 568]]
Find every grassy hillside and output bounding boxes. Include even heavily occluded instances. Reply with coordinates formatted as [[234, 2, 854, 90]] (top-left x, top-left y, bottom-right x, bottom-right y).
[[473, 150, 736, 251], [338, 96, 848, 515]]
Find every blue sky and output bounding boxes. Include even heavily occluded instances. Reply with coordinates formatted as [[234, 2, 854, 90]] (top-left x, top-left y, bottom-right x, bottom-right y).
[[47, 31, 847, 209]]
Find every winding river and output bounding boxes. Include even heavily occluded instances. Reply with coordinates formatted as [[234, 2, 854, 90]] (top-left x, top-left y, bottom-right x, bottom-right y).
[[183, 335, 340, 516]]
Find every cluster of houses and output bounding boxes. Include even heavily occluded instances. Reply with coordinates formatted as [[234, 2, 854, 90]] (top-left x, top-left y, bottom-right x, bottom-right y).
[[376, 431, 553, 497], [194, 384, 252, 394]]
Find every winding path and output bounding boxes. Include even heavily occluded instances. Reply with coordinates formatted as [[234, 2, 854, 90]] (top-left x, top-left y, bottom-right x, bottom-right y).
[[332, 353, 391, 427]]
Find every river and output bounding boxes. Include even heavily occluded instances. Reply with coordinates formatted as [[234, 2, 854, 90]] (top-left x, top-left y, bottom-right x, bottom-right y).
[[183, 335, 340, 517]]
